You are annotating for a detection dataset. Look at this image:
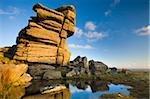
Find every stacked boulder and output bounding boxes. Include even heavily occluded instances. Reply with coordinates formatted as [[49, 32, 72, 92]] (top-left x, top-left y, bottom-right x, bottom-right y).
[[71, 56, 88, 69], [13, 3, 76, 66], [89, 60, 108, 75], [66, 56, 89, 77], [66, 56, 109, 77]]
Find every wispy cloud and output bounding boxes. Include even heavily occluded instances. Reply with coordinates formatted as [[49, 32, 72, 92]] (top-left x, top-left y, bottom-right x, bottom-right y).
[[104, 10, 111, 16], [85, 21, 96, 31], [85, 31, 106, 40], [75, 27, 84, 38], [74, 21, 107, 42], [0, 7, 20, 15], [135, 25, 150, 36], [0, 6, 23, 20], [68, 44, 94, 49], [104, 0, 121, 16], [75, 27, 107, 42]]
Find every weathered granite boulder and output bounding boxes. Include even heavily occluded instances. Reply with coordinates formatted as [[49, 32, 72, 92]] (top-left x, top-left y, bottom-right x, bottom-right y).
[[43, 70, 62, 79], [71, 56, 88, 69], [28, 64, 56, 79], [89, 60, 108, 75], [82, 57, 88, 68], [66, 56, 109, 77], [66, 69, 77, 77], [13, 3, 76, 66], [73, 56, 82, 64], [67, 56, 89, 76], [65, 67, 82, 77]]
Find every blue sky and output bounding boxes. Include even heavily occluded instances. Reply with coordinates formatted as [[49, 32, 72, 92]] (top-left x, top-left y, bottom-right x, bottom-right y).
[[0, 0, 149, 68]]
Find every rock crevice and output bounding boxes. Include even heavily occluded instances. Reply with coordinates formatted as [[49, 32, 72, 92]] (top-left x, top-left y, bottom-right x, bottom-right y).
[[13, 3, 76, 66]]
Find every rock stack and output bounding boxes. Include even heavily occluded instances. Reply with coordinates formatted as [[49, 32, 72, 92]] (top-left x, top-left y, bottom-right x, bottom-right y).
[[13, 3, 76, 66]]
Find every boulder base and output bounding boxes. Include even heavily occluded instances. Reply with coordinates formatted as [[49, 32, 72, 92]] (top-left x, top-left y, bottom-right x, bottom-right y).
[[43, 70, 62, 79]]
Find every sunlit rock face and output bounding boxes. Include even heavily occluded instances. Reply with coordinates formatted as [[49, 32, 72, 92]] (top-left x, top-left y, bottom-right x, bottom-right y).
[[0, 64, 32, 99], [0, 64, 32, 87], [13, 3, 76, 66]]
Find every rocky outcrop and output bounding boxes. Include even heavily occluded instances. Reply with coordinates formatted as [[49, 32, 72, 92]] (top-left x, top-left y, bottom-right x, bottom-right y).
[[3, 3, 109, 79], [66, 69, 79, 77], [89, 60, 108, 75], [66, 56, 89, 77], [65, 56, 108, 77], [70, 56, 88, 69], [13, 3, 76, 66]]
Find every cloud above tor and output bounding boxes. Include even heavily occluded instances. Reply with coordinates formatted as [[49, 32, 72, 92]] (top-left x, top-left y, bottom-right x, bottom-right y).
[[85, 21, 96, 31]]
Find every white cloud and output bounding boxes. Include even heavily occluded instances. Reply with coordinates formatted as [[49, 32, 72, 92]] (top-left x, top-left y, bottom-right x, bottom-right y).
[[135, 25, 150, 36], [85, 21, 96, 31], [75, 27, 107, 42], [104, 10, 111, 16], [0, 7, 20, 15], [75, 27, 83, 38], [85, 31, 106, 40], [68, 44, 94, 49]]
